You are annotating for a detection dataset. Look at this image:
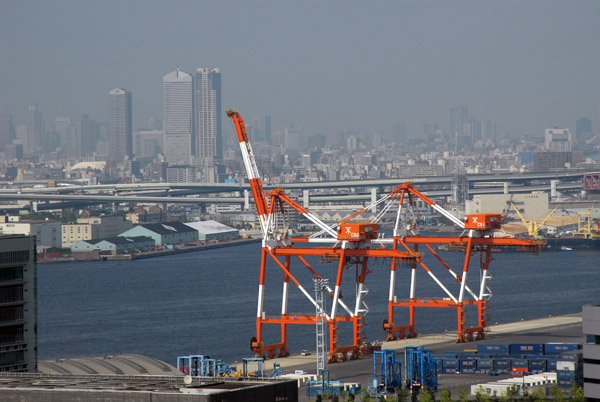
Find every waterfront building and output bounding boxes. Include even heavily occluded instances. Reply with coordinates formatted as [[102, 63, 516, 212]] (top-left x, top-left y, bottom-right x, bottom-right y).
[[0, 235, 37, 372], [163, 69, 194, 164], [0, 216, 61, 250], [71, 236, 155, 254], [62, 215, 133, 248], [184, 220, 239, 241], [194, 67, 221, 161], [466, 192, 550, 220], [583, 304, 600, 401], [108, 88, 133, 161], [119, 222, 198, 246]]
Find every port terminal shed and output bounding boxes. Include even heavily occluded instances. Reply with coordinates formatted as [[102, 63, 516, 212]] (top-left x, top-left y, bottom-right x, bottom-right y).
[[184, 220, 239, 241], [119, 222, 199, 246], [70, 236, 155, 254]]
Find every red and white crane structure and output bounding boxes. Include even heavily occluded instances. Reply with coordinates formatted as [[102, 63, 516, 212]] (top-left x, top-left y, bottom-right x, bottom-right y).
[[227, 109, 542, 361]]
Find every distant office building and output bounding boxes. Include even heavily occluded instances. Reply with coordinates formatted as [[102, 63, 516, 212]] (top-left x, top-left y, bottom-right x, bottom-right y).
[[0, 235, 37, 372], [166, 165, 196, 182], [27, 104, 44, 153], [264, 115, 272, 144], [575, 117, 592, 145], [163, 69, 193, 164], [134, 130, 163, 159], [393, 122, 407, 144], [4, 143, 23, 161], [481, 120, 497, 142], [108, 88, 133, 161], [194, 68, 221, 161], [544, 126, 572, 151], [533, 151, 582, 172], [62, 215, 133, 248], [80, 115, 99, 156], [0, 113, 15, 152]]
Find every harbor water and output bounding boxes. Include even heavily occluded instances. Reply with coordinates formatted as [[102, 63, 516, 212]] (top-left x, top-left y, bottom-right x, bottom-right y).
[[37, 244, 599, 365]]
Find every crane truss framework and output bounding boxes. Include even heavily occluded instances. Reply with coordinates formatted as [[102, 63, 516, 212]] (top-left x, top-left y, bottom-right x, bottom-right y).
[[227, 110, 542, 362]]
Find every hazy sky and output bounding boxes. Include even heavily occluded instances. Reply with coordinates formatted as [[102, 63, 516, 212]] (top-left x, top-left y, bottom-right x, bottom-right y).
[[1, 0, 599, 138]]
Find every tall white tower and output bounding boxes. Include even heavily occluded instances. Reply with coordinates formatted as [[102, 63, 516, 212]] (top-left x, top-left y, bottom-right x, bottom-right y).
[[194, 68, 221, 162], [163, 68, 193, 164]]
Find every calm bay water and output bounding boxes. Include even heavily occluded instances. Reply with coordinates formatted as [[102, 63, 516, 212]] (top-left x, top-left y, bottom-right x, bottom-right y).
[[37, 245, 599, 366]]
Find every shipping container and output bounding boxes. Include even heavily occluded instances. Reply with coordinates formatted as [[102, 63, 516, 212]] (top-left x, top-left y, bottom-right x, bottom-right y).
[[556, 361, 581, 371], [557, 378, 583, 388], [443, 358, 459, 367], [477, 358, 494, 369], [528, 360, 546, 371], [509, 344, 544, 355], [544, 343, 580, 355], [443, 368, 458, 374], [477, 344, 510, 355], [511, 359, 528, 368], [511, 367, 528, 374], [558, 351, 583, 362], [556, 370, 583, 380], [547, 360, 557, 371]]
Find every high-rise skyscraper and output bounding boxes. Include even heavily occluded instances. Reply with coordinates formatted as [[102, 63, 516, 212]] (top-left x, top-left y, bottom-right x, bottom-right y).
[[27, 104, 44, 154], [194, 67, 221, 161], [0, 113, 15, 152], [163, 69, 193, 164], [108, 88, 132, 161]]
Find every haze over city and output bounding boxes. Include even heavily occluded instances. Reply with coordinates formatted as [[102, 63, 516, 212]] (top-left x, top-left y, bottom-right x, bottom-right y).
[[2, 0, 599, 138]]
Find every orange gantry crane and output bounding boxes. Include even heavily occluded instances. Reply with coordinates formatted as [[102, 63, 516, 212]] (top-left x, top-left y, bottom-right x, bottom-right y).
[[227, 109, 541, 361]]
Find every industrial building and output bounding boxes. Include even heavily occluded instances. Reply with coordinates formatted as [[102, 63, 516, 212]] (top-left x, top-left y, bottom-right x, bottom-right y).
[[70, 236, 155, 254], [0, 216, 61, 250], [0, 235, 37, 372], [62, 215, 133, 247], [583, 305, 600, 401], [119, 222, 198, 246], [184, 220, 239, 241]]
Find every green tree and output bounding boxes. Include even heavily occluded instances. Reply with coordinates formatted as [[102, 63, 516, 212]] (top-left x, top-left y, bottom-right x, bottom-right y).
[[439, 389, 452, 402], [569, 384, 584, 402], [549, 384, 565, 402], [359, 388, 371, 402], [475, 386, 492, 402], [457, 386, 469, 402], [504, 385, 519, 402], [419, 387, 434, 402], [396, 386, 409, 402]]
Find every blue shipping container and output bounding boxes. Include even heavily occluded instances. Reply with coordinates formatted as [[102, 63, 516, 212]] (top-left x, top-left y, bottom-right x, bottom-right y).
[[529, 360, 546, 371], [559, 351, 583, 362], [548, 360, 557, 371], [477, 344, 510, 355], [509, 344, 544, 355], [459, 359, 476, 368], [557, 370, 583, 380], [443, 359, 459, 367], [477, 359, 494, 369], [494, 359, 511, 368], [443, 368, 458, 374], [511, 359, 529, 368], [544, 343, 580, 355]]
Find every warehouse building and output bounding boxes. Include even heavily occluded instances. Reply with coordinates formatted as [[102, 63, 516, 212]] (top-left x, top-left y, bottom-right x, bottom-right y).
[[119, 222, 198, 246], [71, 236, 155, 254], [184, 220, 239, 241]]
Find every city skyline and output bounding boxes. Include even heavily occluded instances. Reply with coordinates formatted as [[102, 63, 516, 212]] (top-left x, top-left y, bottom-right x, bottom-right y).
[[1, 1, 599, 139]]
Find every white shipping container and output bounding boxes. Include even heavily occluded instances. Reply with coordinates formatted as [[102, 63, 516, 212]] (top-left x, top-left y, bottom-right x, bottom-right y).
[[556, 361, 580, 371]]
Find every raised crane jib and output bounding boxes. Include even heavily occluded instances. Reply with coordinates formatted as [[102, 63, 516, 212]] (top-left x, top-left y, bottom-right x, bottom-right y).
[[226, 109, 269, 235]]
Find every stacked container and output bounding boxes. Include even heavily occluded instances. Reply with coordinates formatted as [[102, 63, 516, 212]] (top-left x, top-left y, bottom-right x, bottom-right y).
[[442, 358, 459, 374], [459, 358, 477, 374], [556, 351, 583, 389]]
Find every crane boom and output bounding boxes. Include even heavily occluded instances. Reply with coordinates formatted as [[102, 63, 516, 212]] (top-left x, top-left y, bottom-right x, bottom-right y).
[[227, 109, 270, 236]]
